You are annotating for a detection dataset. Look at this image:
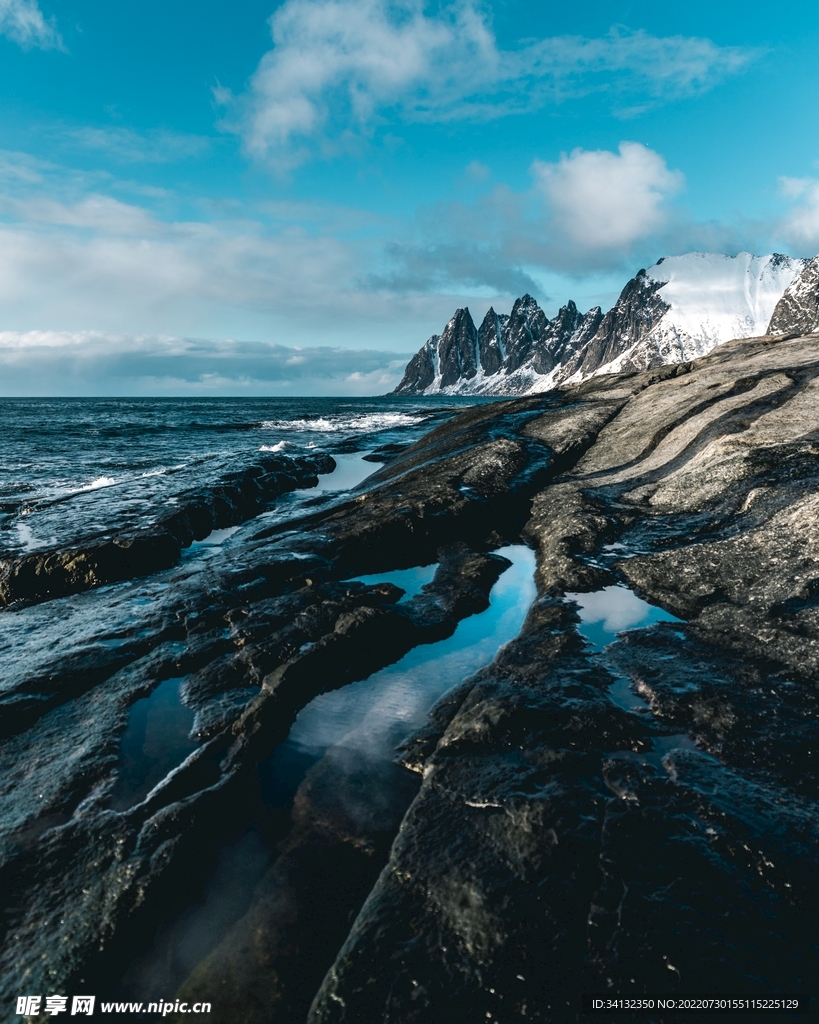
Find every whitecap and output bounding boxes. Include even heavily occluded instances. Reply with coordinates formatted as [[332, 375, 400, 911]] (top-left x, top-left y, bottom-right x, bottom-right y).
[[260, 412, 426, 433], [78, 476, 117, 491], [259, 441, 288, 452]]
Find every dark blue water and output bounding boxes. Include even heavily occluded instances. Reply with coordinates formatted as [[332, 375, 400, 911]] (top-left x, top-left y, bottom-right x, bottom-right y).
[[0, 397, 490, 560]]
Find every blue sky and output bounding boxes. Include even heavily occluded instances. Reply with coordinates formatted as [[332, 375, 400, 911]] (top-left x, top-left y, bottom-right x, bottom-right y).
[[1, 0, 818, 395]]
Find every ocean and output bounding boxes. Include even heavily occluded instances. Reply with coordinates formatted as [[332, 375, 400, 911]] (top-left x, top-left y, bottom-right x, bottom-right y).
[[0, 396, 491, 561]]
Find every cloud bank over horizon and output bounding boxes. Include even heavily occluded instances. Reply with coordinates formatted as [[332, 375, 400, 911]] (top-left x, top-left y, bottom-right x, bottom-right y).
[[0, 330, 412, 396]]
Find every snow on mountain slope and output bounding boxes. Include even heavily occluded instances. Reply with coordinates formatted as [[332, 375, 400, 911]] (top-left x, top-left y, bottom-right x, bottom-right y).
[[587, 252, 806, 379], [653, 251, 800, 346]]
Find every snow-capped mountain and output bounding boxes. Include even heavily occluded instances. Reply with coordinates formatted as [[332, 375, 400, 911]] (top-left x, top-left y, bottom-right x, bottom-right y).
[[767, 255, 819, 337], [392, 252, 808, 396]]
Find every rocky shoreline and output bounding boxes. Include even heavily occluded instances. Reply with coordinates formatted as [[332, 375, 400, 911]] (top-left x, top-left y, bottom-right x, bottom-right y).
[[0, 451, 336, 608], [2, 330, 819, 1021]]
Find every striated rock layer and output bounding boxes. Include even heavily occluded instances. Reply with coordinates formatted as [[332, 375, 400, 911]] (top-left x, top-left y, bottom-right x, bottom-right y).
[[3, 331, 819, 1021], [0, 451, 336, 608]]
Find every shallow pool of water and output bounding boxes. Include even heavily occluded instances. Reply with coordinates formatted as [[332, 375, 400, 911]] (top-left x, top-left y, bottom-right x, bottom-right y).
[[278, 545, 537, 765], [109, 677, 197, 811], [570, 586, 700, 771], [118, 545, 538, 998], [566, 584, 681, 652], [314, 454, 380, 493], [346, 563, 438, 602]]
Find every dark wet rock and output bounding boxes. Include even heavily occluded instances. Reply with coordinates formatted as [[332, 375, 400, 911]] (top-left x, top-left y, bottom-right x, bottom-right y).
[[0, 453, 335, 608], [309, 601, 645, 1024], [403, 543, 510, 625], [310, 331, 819, 1021], [174, 747, 421, 1024], [251, 401, 557, 578], [0, 529, 182, 608], [361, 441, 411, 463], [0, 443, 529, 1012]]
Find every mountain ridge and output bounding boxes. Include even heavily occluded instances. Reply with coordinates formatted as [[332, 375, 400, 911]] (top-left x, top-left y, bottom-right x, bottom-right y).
[[393, 251, 814, 396]]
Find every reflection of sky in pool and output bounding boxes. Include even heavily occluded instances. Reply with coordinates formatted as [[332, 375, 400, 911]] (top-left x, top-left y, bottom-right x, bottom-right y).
[[285, 545, 537, 762], [566, 584, 681, 651]]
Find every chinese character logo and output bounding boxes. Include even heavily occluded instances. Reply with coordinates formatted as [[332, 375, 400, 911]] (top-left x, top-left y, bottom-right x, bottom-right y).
[[45, 996, 68, 1016], [17, 996, 42, 1016], [70, 997, 95, 1016]]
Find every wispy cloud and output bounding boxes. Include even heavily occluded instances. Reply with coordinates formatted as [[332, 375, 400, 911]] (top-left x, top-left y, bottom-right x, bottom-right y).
[[0, 0, 63, 50], [218, 0, 758, 168], [63, 126, 211, 164], [0, 149, 467, 345], [0, 136, 782, 380], [0, 331, 410, 395]]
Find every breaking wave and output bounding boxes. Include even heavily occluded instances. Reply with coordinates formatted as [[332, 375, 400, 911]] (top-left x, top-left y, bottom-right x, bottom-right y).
[[261, 413, 426, 433]]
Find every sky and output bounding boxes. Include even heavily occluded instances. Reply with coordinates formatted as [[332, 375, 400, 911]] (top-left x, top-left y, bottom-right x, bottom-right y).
[[0, 0, 818, 395]]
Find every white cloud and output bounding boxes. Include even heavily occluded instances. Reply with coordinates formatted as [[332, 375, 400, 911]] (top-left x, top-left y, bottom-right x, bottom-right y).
[[0, 0, 63, 50], [532, 142, 684, 249], [370, 141, 730, 284], [222, 0, 756, 167], [777, 177, 819, 251]]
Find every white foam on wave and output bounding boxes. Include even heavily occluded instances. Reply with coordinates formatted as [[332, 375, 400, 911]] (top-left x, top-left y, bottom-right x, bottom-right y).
[[16, 522, 41, 551], [78, 476, 117, 491], [259, 441, 289, 452], [261, 412, 426, 433]]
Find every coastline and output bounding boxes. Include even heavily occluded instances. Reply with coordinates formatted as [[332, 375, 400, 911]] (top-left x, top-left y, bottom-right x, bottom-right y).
[[2, 332, 819, 1020]]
